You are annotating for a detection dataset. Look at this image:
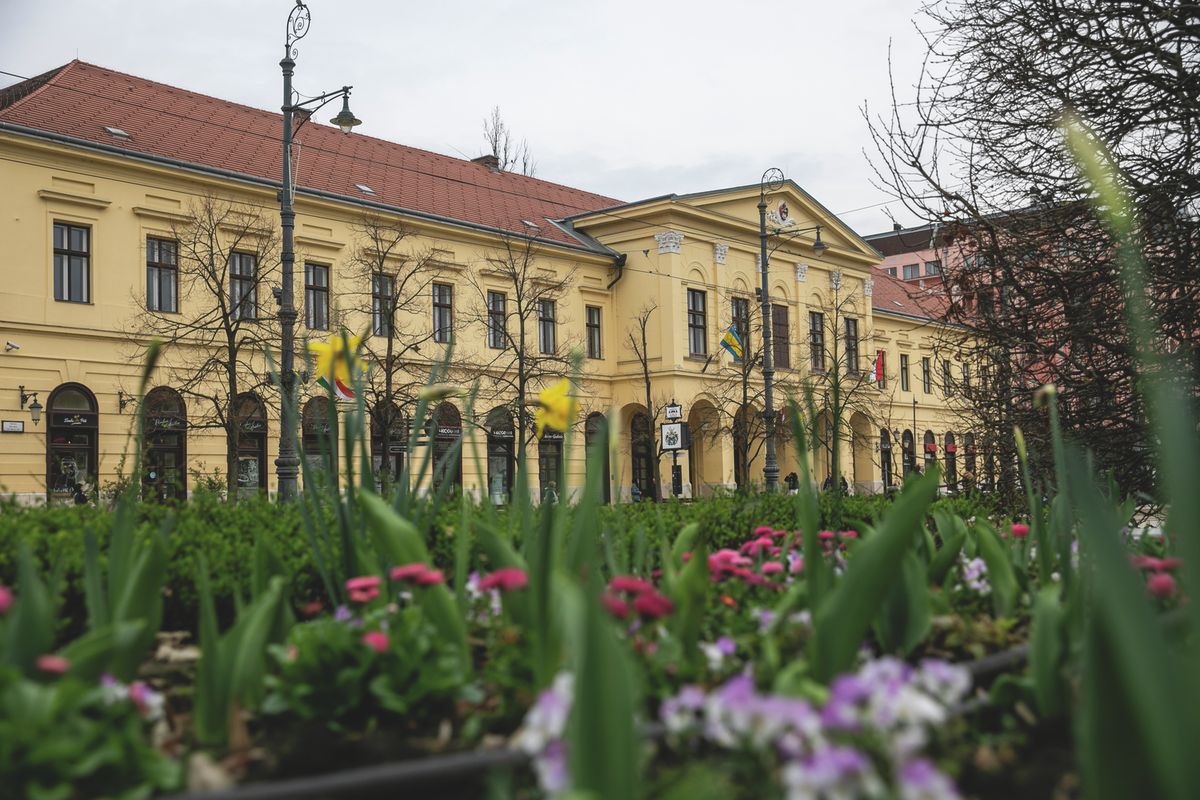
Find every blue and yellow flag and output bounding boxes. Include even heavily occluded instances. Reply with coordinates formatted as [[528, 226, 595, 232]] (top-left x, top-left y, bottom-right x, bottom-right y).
[[720, 325, 744, 361]]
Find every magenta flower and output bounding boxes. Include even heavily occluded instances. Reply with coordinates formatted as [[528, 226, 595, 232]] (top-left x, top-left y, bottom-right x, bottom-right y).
[[761, 561, 785, 575], [608, 575, 654, 595], [818, 530, 835, 541], [1131, 555, 1182, 572], [479, 567, 529, 592], [839, 530, 859, 540], [361, 631, 390, 653], [633, 590, 674, 619], [0, 585, 12, 615], [601, 592, 630, 619], [416, 569, 445, 586], [753, 526, 775, 538], [390, 563, 428, 582], [345, 575, 381, 603], [1011, 523, 1030, 538], [36, 655, 70, 675], [1147, 572, 1177, 599]]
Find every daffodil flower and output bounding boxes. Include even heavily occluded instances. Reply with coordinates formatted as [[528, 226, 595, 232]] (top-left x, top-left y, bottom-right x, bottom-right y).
[[535, 378, 578, 437]]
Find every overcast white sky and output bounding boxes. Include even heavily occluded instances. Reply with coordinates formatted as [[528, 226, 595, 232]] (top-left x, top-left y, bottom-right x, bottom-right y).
[[1, 0, 931, 235]]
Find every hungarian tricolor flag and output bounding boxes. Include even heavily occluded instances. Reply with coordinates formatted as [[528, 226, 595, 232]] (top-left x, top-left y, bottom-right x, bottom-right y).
[[870, 350, 884, 383]]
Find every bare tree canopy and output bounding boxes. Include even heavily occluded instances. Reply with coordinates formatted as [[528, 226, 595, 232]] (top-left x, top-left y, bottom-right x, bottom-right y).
[[482, 105, 537, 177], [869, 0, 1200, 499]]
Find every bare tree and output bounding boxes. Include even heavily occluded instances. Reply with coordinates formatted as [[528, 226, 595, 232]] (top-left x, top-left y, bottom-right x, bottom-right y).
[[482, 105, 537, 176], [128, 195, 280, 496], [626, 302, 663, 501], [460, 234, 579, 452], [334, 214, 441, 490], [867, 0, 1200, 498]]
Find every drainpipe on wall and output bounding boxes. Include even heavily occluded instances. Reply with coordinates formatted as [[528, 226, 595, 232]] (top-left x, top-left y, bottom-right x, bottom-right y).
[[606, 253, 627, 289]]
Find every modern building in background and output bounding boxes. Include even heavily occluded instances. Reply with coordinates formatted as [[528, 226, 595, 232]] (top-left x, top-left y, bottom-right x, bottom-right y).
[[0, 62, 972, 503]]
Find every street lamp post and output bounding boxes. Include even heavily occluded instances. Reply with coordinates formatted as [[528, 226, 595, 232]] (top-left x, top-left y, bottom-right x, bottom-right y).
[[757, 168, 827, 492], [276, 0, 361, 500]]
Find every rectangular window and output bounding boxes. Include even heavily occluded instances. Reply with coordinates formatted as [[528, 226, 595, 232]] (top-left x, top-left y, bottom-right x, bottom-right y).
[[962, 363, 971, 390], [844, 317, 859, 374], [146, 236, 177, 313], [586, 305, 602, 359], [922, 356, 932, 393], [229, 251, 257, 321], [371, 273, 394, 336], [304, 263, 329, 330], [731, 297, 751, 354], [772, 303, 789, 369], [943, 359, 953, 395], [809, 311, 825, 371], [900, 354, 910, 391], [925, 260, 942, 276], [885, 266, 897, 277], [687, 288, 707, 356], [902, 263, 919, 280], [538, 299, 557, 355], [487, 291, 506, 349], [432, 283, 453, 343], [53, 222, 90, 303]]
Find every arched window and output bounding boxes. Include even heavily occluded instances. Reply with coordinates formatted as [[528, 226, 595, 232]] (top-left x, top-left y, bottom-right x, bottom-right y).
[[880, 428, 893, 489], [923, 430, 937, 473], [46, 383, 98, 500], [485, 407, 514, 504], [901, 429, 915, 476], [963, 432, 977, 491], [585, 412, 610, 503], [302, 396, 336, 477], [371, 402, 406, 491], [234, 393, 268, 497], [944, 431, 958, 492], [429, 402, 462, 493], [143, 387, 186, 501], [538, 429, 563, 503], [630, 411, 655, 500]]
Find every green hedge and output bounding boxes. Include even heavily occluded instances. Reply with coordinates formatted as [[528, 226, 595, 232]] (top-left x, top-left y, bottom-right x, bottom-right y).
[[0, 489, 997, 639]]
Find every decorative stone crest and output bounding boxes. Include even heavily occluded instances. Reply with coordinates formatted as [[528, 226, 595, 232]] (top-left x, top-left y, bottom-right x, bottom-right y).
[[654, 231, 684, 255], [829, 270, 843, 291], [713, 243, 728, 265], [766, 199, 800, 229], [863, 277, 874, 297], [795, 263, 808, 283]]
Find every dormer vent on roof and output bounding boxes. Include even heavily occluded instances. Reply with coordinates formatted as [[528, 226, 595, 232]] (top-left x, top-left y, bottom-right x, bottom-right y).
[[103, 126, 131, 140], [472, 153, 501, 172]]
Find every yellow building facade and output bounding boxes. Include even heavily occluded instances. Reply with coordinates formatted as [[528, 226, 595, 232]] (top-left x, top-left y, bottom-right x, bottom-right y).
[[0, 62, 968, 503]]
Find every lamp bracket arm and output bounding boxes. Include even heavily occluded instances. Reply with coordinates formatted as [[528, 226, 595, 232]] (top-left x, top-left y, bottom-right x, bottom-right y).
[[286, 87, 353, 137]]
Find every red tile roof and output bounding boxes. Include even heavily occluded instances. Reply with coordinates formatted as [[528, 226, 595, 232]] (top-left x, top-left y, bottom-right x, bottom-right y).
[[0, 61, 623, 249], [871, 270, 951, 322]]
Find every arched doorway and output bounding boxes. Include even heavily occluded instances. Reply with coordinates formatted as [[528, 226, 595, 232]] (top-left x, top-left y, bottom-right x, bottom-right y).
[[923, 430, 937, 474], [584, 412, 610, 503], [849, 411, 874, 493], [302, 396, 336, 477], [46, 383, 98, 500], [963, 432, 977, 491], [630, 411, 655, 501], [234, 393, 268, 497], [944, 431, 958, 492], [429, 402, 463, 494], [901, 429, 916, 476], [371, 402, 406, 491], [143, 387, 186, 501], [485, 407, 514, 504], [686, 400, 721, 497], [880, 428, 894, 490], [538, 429, 563, 502]]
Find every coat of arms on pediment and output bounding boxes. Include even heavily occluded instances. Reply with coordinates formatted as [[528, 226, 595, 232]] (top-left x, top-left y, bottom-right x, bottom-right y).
[[767, 200, 800, 229]]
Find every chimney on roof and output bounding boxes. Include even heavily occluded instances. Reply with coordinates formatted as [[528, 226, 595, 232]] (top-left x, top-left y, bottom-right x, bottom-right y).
[[892, 222, 903, 232], [472, 153, 501, 172]]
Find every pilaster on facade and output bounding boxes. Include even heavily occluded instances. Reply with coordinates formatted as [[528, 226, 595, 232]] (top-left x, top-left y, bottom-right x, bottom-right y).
[[654, 230, 684, 255], [795, 263, 808, 283], [713, 242, 728, 265]]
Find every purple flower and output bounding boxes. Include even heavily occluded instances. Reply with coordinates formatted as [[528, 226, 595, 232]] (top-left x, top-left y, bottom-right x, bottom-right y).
[[899, 758, 961, 800], [534, 740, 570, 796], [716, 636, 736, 657], [334, 605, 353, 623], [783, 744, 881, 798]]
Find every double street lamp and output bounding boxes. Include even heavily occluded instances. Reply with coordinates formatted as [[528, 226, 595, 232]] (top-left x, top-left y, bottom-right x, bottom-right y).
[[276, 0, 361, 500], [757, 168, 827, 492]]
